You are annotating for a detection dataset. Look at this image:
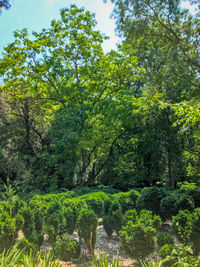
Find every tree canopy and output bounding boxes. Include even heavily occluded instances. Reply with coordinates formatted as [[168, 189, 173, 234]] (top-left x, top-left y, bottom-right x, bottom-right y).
[[0, 3, 199, 192]]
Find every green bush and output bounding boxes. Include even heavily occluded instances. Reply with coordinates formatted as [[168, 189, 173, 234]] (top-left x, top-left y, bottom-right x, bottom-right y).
[[113, 189, 140, 213], [160, 192, 195, 220], [119, 209, 161, 260], [138, 210, 162, 230], [0, 201, 24, 252], [21, 205, 44, 249], [80, 192, 108, 217], [52, 236, 80, 261], [172, 209, 193, 244], [179, 182, 200, 208], [77, 208, 98, 255], [124, 209, 137, 224], [120, 221, 156, 260], [136, 187, 163, 215], [102, 199, 124, 237], [157, 232, 174, 248]]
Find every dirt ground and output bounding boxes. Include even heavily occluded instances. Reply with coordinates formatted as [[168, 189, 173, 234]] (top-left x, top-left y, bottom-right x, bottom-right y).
[[39, 225, 133, 267]]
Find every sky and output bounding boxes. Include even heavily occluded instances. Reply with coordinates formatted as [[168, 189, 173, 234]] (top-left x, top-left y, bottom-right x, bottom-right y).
[[0, 0, 198, 55], [0, 0, 121, 54]]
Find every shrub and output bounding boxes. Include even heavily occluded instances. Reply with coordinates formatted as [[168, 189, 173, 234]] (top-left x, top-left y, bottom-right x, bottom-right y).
[[119, 209, 161, 260], [52, 236, 80, 261], [120, 221, 156, 260], [157, 232, 174, 248], [160, 192, 195, 220], [136, 187, 163, 215], [160, 193, 179, 220], [21, 205, 44, 248], [138, 210, 162, 230], [172, 209, 193, 244], [102, 199, 124, 237], [80, 192, 108, 217], [124, 209, 137, 224], [0, 201, 24, 252], [77, 208, 98, 255], [113, 189, 140, 213]]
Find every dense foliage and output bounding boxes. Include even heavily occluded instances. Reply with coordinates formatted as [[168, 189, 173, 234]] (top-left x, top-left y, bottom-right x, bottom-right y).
[[0, 0, 200, 264]]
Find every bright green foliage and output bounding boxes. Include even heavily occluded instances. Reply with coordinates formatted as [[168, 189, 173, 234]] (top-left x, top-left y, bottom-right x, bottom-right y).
[[93, 252, 123, 267], [80, 192, 108, 217], [77, 208, 98, 255], [159, 244, 200, 267], [52, 236, 80, 262], [119, 209, 161, 260], [124, 209, 137, 224], [0, 200, 24, 252], [157, 232, 174, 249], [102, 199, 124, 237], [120, 221, 156, 260]]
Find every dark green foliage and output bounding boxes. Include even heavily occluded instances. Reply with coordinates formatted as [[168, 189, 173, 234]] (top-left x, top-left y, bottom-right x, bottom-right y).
[[172, 209, 193, 244], [136, 187, 163, 214], [120, 221, 156, 260], [179, 184, 200, 208], [77, 208, 98, 254], [157, 232, 174, 248], [80, 192, 108, 217], [21, 205, 44, 248], [190, 208, 200, 255], [16, 237, 36, 254], [102, 199, 124, 237], [160, 191, 195, 220], [52, 236, 80, 261], [113, 189, 140, 213]]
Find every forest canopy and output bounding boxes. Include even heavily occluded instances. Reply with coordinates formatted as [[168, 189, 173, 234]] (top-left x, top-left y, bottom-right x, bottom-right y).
[[0, 1, 199, 193]]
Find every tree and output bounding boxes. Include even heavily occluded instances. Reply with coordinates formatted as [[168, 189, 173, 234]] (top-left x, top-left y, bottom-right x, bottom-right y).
[[105, 0, 200, 187], [0, 5, 142, 189]]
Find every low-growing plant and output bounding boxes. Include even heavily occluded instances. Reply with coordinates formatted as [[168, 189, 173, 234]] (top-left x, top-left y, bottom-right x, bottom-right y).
[[172, 209, 193, 244], [157, 232, 174, 248], [21, 205, 44, 249], [160, 192, 195, 220], [52, 236, 80, 262], [77, 208, 98, 256], [16, 237, 36, 254], [93, 252, 123, 267], [0, 201, 24, 252], [80, 192, 108, 217], [112, 189, 140, 213], [120, 221, 156, 260]]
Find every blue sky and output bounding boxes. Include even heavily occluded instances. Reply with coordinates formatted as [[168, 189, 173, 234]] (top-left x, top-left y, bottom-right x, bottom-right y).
[[0, 0, 121, 54], [0, 0, 197, 55]]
